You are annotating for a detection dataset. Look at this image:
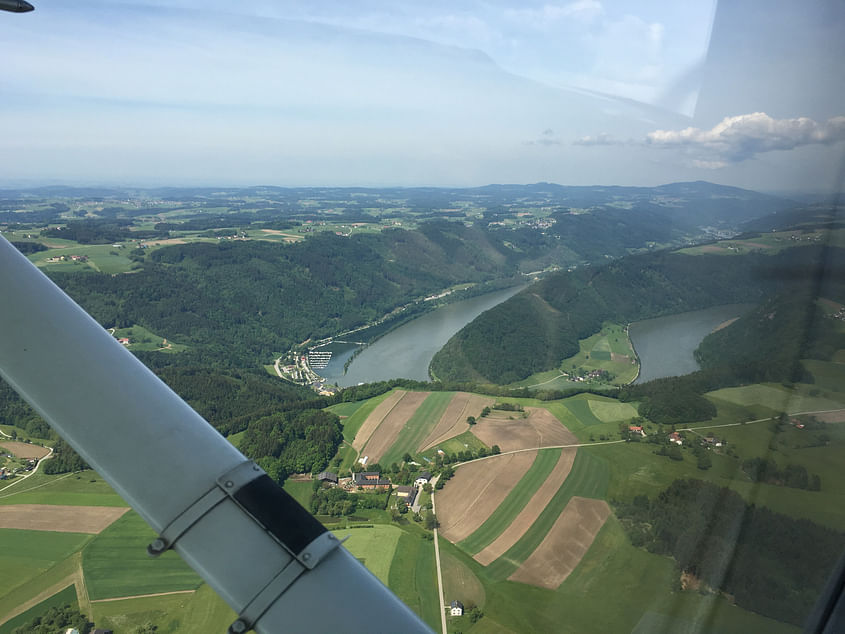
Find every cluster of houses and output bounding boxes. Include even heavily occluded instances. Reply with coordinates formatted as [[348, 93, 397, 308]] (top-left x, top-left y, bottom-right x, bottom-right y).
[[45, 254, 88, 263], [316, 469, 432, 508]]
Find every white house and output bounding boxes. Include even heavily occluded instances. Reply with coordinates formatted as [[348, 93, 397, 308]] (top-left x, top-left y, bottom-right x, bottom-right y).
[[450, 600, 464, 616], [414, 471, 432, 486]]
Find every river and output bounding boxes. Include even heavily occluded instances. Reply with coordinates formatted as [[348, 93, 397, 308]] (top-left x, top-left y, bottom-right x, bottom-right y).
[[629, 303, 754, 384], [317, 285, 526, 386]]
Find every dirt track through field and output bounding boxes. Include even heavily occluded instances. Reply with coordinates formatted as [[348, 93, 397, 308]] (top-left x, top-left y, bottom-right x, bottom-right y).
[[437, 452, 537, 543], [352, 390, 406, 451], [419, 393, 495, 452], [361, 391, 430, 463], [508, 497, 611, 589], [1, 441, 51, 459], [0, 504, 129, 533], [470, 407, 577, 453], [814, 409, 845, 423], [473, 448, 577, 566]]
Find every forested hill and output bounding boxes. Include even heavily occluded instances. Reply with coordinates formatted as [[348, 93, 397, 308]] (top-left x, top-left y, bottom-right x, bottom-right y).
[[430, 246, 838, 384], [49, 225, 518, 367]]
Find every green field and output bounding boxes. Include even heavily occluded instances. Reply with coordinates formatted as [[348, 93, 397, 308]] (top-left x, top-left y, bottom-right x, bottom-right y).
[[588, 398, 638, 423], [437, 513, 799, 634], [90, 583, 237, 634], [708, 383, 845, 413], [459, 449, 562, 554], [341, 390, 395, 444], [283, 479, 314, 509], [676, 229, 831, 257], [562, 397, 605, 427], [381, 392, 455, 465], [388, 531, 441, 631], [0, 584, 78, 634], [30, 243, 136, 274], [112, 325, 188, 353], [802, 359, 845, 393], [0, 529, 91, 598], [326, 400, 368, 419], [333, 524, 402, 585], [485, 449, 610, 580], [424, 430, 489, 460], [82, 512, 202, 600], [0, 472, 127, 507]]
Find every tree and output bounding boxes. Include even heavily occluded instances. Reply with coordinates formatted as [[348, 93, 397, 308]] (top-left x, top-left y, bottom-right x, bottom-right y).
[[424, 512, 439, 530], [480, 406, 491, 417], [466, 416, 476, 425], [491, 445, 501, 455], [697, 452, 712, 470]]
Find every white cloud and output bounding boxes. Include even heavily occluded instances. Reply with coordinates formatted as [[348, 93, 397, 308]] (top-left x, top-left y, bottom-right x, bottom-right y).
[[646, 112, 845, 162], [574, 113, 845, 168]]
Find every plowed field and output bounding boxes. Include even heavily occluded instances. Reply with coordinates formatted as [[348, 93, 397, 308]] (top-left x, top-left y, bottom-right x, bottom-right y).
[[0, 504, 129, 534], [419, 393, 495, 452], [437, 451, 537, 543], [470, 407, 577, 452], [507, 496, 610, 589]]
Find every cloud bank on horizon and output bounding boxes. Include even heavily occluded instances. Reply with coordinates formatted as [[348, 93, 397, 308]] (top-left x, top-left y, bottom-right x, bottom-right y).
[[575, 113, 845, 168], [0, 0, 843, 191]]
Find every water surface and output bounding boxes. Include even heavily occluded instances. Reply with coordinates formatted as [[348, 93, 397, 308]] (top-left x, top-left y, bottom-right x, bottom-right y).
[[319, 285, 525, 386], [630, 303, 753, 384]]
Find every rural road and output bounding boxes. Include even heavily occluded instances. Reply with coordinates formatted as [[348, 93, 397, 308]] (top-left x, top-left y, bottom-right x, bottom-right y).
[[0, 445, 54, 493], [430, 475, 448, 634]]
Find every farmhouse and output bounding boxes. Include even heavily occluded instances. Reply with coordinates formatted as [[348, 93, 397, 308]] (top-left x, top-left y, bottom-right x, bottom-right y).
[[395, 485, 417, 507], [450, 600, 464, 616], [353, 471, 391, 489], [628, 425, 644, 437], [414, 471, 432, 486], [316, 471, 338, 485], [669, 432, 683, 445]]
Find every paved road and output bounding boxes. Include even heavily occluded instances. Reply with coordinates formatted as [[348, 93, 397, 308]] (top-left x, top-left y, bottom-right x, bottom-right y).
[[430, 475, 448, 634]]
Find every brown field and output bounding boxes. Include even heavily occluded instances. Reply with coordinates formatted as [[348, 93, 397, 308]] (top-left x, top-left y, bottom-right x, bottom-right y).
[[352, 390, 407, 451], [470, 407, 577, 453], [437, 452, 537, 543], [0, 441, 51, 459], [361, 391, 431, 464], [508, 497, 611, 589], [0, 504, 129, 534], [474, 448, 577, 566], [419, 392, 495, 452], [814, 409, 845, 423], [697, 245, 726, 253], [610, 352, 633, 363], [144, 238, 187, 245]]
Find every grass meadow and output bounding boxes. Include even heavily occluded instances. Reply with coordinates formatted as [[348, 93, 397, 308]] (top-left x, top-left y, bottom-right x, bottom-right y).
[[332, 524, 402, 585], [82, 512, 201, 600], [0, 472, 127, 507]]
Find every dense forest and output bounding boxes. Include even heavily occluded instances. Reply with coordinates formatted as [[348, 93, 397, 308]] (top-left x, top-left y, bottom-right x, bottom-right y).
[[616, 479, 844, 626], [432, 246, 841, 384], [49, 225, 522, 368], [237, 409, 342, 482]]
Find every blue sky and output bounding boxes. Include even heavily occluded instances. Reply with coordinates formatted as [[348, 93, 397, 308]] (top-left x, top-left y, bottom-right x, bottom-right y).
[[2, 1, 843, 192]]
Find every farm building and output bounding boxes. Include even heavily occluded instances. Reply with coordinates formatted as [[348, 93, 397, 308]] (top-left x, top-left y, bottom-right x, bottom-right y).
[[353, 471, 391, 489], [316, 471, 338, 484], [450, 600, 464, 616], [395, 485, 417, 507], [414, 471, 432, 486], [628, 425, 644, 436], [669, 432, 683, 445]]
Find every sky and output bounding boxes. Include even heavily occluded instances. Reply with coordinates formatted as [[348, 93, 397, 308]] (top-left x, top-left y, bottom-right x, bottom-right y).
[[2, 0, 844, 193]]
